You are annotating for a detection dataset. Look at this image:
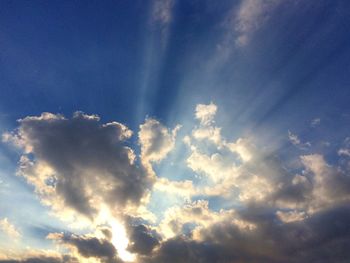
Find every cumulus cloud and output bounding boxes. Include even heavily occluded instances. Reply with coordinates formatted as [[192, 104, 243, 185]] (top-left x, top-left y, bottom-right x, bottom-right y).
[[194, 103, 217, 126], [126, 224, 160, 255], [4, 112, 152, 222], [139, 118, 180, 163], [301, 154, 350, 212], [153, 177, 195, 199], [0, 249, 76, 263], [157, 200, 249, 241], [0, 256, 74, 263], [185, 103, 285, 203], [3, 104, 350, 263], [48, 232, 121, 263], [141, 204, 350, 263]]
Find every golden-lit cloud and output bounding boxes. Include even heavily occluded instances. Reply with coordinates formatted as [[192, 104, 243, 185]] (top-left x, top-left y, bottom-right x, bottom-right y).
[[3, 103, 350, 263], [0, 218, 21, 240]]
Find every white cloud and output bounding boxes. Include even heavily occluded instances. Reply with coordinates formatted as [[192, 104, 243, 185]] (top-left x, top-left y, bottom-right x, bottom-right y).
[[185, 103, 279, 203], [192, 126, 222, 146], [288, 130, 311, 150], [338, 148, 350, 157], [195, 102, 217, 126], [139, 118, 180, 163], [338, 137, 350, 157], [154, 177, 195, 199], [288, 130, 301, 145], [226, 138, 253, 162]]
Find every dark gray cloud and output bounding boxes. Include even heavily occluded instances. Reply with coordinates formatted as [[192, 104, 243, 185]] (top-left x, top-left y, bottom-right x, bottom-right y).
[[50, 233, 122, 263], [6, 112, 152, 219], [143, 204, 350, 263], [0, 255, 77, 263], [127, 224, 160, 255], [141, 236, 229, 263], [271, 154, 350, 211]]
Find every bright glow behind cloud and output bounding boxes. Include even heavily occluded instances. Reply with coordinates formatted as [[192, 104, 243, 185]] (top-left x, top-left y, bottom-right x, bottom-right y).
[[2, 103, 350, 263]]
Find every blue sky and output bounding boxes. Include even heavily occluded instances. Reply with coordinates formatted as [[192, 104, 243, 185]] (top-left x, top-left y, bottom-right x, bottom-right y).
[[1, 1, 350, 262]]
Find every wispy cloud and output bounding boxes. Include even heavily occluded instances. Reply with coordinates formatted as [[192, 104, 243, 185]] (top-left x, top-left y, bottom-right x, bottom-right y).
[[0, 218, 21, 240], [288, 130, 311, 150], [218, 0, 282, 55], [152, 0, 174, 25], [213, 0, 284, 67], [234, 0, 282, 46], [338, 137, 350, 157], [151, 0, 175, 49]]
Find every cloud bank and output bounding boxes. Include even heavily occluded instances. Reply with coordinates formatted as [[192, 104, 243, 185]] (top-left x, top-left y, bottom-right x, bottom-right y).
[[3, 103, 350, 263]]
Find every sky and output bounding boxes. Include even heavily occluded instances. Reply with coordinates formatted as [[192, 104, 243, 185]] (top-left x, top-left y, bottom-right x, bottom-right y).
[[0, 0, 350, 262]]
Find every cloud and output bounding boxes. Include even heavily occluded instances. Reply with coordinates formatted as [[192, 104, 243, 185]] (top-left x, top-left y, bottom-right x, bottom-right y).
[[185, 103, 284, 203], [4, 112, 152, 221], [48, 232, 121, 263], [152, 0, 174, 25], [0, 218, 21, 240], [0, 250, 76, 263], [194, 103, 217, 126], [126, 224, 160, 255], [3, 103, 350, 262], [301, 154, 350, 212], [0, 256, 73, 263], [191, 103, 222, 146], [234, 0, 282, 46], [288, 130, 301, 145], [151, 0, 175, 48], [276, 210, 307, 223], [157, 200, 245, 240], [153, 177, 195, 199], [338, 137, 350, 157], [216, 0, 283, 58], [143, 204, 350, 263], [139, 118, 180, 163], [288, 130, 311, 150], [338, 148, 350, 157]]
